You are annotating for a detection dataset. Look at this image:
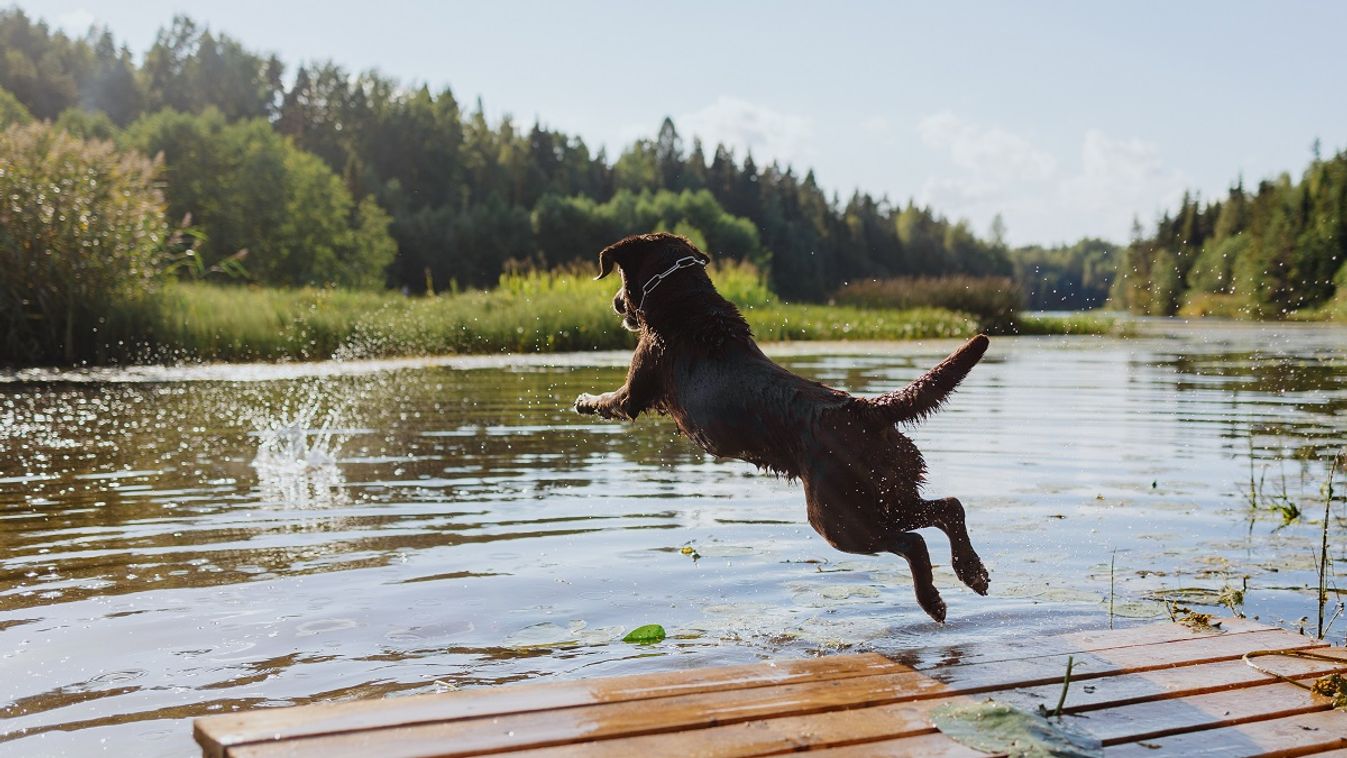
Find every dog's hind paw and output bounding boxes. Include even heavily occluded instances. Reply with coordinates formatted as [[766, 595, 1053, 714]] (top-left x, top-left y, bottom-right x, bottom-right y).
[[953, 555, 990, 596]]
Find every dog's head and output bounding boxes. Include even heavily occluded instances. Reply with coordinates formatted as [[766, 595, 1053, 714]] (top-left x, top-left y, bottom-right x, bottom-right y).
[[594, 233, 711, 331]]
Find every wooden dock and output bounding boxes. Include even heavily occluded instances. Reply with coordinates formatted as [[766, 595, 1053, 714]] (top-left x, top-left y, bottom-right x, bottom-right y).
[[195, 617, 1347, 757]]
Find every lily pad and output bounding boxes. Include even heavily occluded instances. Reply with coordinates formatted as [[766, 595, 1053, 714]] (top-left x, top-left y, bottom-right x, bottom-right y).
[[931, 700, 1102, 757], [622, 624, 667, 644]]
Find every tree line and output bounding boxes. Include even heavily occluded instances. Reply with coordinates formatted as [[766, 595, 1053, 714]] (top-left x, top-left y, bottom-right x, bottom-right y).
[[1110, 143, 1347, 317], [1012, 238, 1116, 311], [0, 10, 1014, 299]]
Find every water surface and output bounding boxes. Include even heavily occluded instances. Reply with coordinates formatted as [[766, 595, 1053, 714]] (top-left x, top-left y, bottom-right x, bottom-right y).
[[2, 320, 1345, 756]]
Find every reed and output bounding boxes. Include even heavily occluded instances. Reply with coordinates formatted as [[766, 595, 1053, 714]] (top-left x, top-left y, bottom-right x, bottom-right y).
[[1318, 451, 1342, 639]]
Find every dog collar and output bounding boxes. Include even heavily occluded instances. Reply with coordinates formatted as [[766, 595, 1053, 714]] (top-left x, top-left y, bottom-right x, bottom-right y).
[[635, 255, 707, 312]]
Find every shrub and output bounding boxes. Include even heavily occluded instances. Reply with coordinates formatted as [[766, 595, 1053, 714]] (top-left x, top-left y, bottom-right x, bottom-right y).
[[0, 87, 32, 127], [1178, 292, 1258, 319], [832, 275, 1024, 331], [0, 122, 168, 364], [124, 108, 395, 288]]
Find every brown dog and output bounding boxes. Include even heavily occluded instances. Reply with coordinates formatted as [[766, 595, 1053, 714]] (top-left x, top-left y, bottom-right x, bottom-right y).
[[574, 233, 990, 622]]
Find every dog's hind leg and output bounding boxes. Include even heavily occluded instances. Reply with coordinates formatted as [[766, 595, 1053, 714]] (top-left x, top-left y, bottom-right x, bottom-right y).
[[888, 531, 946, 623], [924, 497, 990, 596]]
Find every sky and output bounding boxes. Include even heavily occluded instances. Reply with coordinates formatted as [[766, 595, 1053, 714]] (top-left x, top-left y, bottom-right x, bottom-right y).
[[15, 0, 1347, 246]]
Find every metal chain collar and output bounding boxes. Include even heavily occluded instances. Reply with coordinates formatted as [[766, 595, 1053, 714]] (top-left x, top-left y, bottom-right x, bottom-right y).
[[635, 255, 707, 312]]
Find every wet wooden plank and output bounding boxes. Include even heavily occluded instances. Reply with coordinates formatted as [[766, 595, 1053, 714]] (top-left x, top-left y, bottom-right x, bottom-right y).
[[1083, 680, 1337, 743], [784, 732, 990, 757], [224, 629, 1320, 758], [502, 648, 1347, 758], [790, 696, 1347, 758], [888, 615, 1273, 671], [808, 709, 1347, 758], [1103, 709, 1347, 756], [500, 697, 972, 758], [995, 646, 1347, 713], [197, 617, 1275, 755], [194, 654, 910, 758]]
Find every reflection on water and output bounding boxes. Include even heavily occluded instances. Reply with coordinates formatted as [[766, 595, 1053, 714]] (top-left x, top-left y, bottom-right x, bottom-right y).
[[0, 320, 1345, 756]]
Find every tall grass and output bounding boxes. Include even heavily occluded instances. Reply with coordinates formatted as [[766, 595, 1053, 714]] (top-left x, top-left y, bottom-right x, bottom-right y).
[[59, 262, 1110, 365], [87, 263, 986, 364], [137, 273, 631, 362], [832, 276, 1024, 331], [1012, 312, 1134, 336], [744, 304, 975, 341]]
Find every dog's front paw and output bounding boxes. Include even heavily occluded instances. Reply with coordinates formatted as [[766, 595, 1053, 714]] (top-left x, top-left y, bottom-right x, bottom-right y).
[[917, 586, 947, 624], [573, 393, 601, 415]]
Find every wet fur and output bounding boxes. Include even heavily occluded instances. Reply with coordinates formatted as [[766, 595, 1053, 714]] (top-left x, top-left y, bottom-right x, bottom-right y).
[[574, 233, 990, 622]]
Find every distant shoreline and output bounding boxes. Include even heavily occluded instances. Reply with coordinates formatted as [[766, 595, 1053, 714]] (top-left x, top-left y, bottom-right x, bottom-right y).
[[0, 328, 1141, 383], [1, 278, 1122, 371]]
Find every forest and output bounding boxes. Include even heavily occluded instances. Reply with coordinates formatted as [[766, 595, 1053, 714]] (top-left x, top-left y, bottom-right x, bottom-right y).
[[0, 9, 1016, 302], [1110, 144, 1347, 319], [3, 7, 1344, 365]]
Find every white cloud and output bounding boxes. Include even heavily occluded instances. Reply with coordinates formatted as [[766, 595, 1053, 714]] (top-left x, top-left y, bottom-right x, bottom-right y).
[[920, 175, 1002, 205], [54, 9, 97, 36], [860, 115, 891, 135], [1059, 130, 1190, 232], [918, 111, 1057, 183], [679, 96, 814, 166], [914, 112, 1188, 243]]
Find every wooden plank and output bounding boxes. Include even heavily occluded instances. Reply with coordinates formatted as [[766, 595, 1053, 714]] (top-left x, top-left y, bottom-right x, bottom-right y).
[[805, 709, 1347, 758], [786, 732, 990, 758], [1103, 710, 1347, 756], [1082, 681, 1337, 743], [195, 617, 1279, 755], [889, 615, 1273, 671], [194, 654, 910, 758], [504, 697, 975, 758], [994, 647, 1347, 714], [501, 648, 1347, 758], [225, 629, 1321, 758]]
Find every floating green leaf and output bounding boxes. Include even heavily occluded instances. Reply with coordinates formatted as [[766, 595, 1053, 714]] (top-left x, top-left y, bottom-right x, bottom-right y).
[[931, 700, 1102, 757], [622, 624, 666, 644]]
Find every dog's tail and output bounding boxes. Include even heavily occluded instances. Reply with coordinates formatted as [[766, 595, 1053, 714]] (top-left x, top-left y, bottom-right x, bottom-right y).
[[866, 334, 989, 424]]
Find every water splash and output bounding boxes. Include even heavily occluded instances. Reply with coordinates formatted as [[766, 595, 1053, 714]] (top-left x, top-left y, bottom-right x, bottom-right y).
[[250, 382, 350, 507]]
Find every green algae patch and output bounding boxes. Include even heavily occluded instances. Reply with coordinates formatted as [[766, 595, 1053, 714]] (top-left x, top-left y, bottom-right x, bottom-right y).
[[930, 700, 1101, 757]]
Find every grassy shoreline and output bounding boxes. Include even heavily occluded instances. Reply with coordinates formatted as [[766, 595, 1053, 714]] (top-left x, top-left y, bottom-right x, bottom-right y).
[[36, 267, 1123, 366]]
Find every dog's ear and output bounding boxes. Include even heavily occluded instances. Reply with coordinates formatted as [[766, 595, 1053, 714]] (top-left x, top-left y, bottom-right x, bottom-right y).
[[595, 237, 644, 280], [595, 248, 618, 280]]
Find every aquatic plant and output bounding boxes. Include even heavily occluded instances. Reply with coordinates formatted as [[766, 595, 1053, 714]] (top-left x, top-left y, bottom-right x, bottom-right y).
[[1317, 451, 1343, 640]]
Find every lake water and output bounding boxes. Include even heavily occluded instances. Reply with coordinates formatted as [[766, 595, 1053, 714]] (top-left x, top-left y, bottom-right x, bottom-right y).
[[2, 320, 1345, 756]]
